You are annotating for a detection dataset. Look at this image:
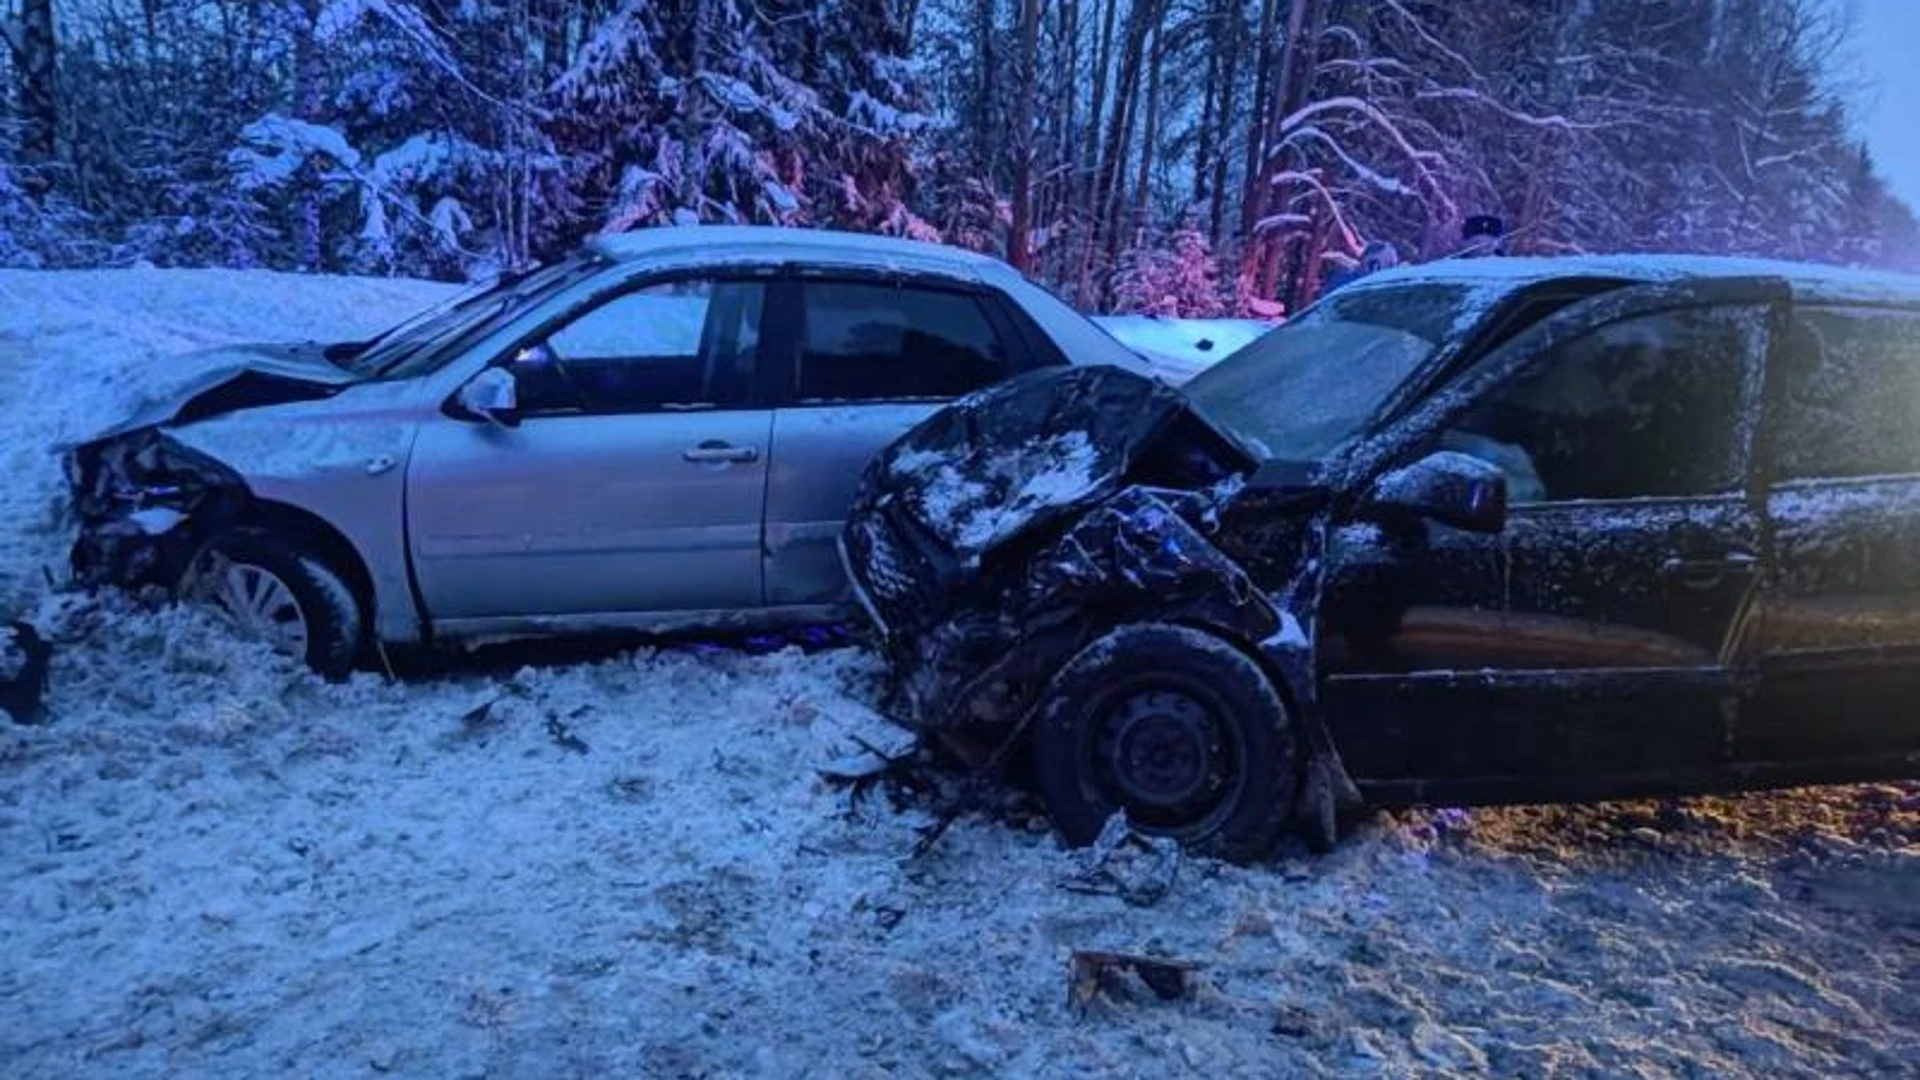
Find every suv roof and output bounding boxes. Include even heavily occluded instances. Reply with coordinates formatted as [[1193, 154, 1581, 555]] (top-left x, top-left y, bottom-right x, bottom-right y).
[[1348, 253, 1920, 307], [587, 225, 1000, 282]]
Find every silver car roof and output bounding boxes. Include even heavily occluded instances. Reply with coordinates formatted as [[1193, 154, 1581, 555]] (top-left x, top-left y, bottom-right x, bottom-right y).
[[587, 225, 999, 282]]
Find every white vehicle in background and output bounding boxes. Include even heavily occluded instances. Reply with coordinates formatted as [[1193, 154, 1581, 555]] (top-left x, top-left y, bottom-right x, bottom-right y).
[[1093, 314, 1279, 383]]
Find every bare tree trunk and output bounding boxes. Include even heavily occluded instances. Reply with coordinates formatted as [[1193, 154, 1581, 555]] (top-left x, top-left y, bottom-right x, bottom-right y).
[[1258, 0, 1322, 298], [1074, 0, 1121, 304], [1132, 5, 1165, 241], [5, 0, 57, 196], [1083, 0, 1120, 193], [1208, 0, 1242, 243], [1095, 0, 1155, 298], [1237, 0, 1280, 240], [1048, 0, 1078, 281], [974, 0, 998, 174], [1007, 0, 1042, 271], [294, 0, 324, 270], [1194, 0, 1222, 205]]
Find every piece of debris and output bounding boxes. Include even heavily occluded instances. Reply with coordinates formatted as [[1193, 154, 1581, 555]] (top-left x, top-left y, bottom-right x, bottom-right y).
[[544, 714, 589, 754], [904, 714, 1040, 859], [818, 733, 922, 786], [1271, 1003, 1315, 1038], [458, 697, 503, 731], [1, 621, 53, 725], [1058, 812, 1181, 907], [1067, 949, 1203, 1011]]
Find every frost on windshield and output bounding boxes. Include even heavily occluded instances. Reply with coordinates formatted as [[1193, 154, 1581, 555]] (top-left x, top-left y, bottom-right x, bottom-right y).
[[1185, 281, 1503, 462]]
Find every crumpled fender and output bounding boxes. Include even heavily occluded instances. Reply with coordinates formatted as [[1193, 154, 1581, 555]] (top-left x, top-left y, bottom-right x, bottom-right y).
[[1249, 514, 1365, 822]]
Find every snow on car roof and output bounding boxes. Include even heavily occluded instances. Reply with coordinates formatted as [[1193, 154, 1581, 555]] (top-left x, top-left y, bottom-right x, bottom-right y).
[[588, 224, 1000, 280], [1348, 253, 1920, 306]]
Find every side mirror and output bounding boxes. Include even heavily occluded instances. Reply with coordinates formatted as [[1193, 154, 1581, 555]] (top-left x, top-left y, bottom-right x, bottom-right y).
[[451, 366, 521, 428], [1365, 450, 1507, 533]]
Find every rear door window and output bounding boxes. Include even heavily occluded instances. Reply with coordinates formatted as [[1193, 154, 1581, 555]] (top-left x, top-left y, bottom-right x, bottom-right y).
[[794, 281, 1013, 402], [1771, 306, 1920, 480]]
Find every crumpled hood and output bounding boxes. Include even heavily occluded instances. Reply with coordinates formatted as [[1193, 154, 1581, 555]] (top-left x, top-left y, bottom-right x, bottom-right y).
[[77, 340, 358, 446], [851, 365, 1197, 565]]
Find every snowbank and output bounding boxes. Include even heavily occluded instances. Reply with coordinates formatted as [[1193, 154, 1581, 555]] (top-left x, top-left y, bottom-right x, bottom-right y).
[[1, 269, 1915, 1078]]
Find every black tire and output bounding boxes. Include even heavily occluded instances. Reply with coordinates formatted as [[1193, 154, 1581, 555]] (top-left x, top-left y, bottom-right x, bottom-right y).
[[183, 527, 366, 681], [1032, 623, 1297, 862]]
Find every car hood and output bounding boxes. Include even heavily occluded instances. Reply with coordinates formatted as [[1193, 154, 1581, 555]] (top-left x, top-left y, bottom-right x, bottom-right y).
[[77, 340, 360, 446], [854, 365, 1200, 566]]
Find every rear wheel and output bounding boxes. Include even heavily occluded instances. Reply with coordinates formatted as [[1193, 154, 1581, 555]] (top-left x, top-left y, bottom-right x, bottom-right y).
[[1032, 623, 1297, 862], [182, 528, 365, 680]]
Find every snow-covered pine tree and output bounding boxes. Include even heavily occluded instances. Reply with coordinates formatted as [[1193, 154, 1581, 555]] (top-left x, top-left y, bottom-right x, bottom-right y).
[[1111, 218, 1226, 317]]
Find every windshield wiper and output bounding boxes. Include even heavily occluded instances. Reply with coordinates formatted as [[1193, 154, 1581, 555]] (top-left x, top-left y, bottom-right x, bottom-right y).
[[323, 340, 375, 365]]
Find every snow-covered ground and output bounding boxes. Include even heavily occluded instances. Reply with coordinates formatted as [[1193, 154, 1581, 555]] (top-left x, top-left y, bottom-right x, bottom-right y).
[[1, 269, 1916, 1079]]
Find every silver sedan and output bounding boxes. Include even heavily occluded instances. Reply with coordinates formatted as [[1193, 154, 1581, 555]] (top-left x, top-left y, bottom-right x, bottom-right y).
[[63, 226, 1154, 676]]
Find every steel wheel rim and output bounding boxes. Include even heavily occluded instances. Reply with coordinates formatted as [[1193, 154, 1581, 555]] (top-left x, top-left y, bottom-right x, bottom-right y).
[[193, 555, 309, 657], [1080, 673, 1247, 839]]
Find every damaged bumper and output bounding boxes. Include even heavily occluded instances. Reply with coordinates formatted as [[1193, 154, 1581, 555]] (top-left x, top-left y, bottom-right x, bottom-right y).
[[65, 429, 249, 593]]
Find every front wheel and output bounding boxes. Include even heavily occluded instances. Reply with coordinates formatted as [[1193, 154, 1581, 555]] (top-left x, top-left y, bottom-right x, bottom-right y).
[[181, 528, 365, 680], [1032, 623, 1297, 862]]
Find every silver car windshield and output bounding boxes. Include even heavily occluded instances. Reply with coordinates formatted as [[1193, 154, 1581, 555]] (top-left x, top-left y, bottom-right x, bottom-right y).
[[350, 255, 607, 380], [1182, 282, 1493, 461]]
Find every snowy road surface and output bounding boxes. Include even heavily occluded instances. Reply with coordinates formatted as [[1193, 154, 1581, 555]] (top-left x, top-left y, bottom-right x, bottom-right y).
[[1, 269, 1915, 1078]]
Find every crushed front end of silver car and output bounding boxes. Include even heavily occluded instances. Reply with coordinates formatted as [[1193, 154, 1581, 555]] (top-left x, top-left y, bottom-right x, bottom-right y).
[[60, 340, 364, 597], [64, 428, 252, 595]]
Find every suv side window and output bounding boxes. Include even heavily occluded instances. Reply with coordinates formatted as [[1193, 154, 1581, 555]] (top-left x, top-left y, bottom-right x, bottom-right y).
[[795, 280, 1012, 402], [1772, 306, 1920, 480], [1440, 305, 1762, 502], [514, 278, 764, 414]]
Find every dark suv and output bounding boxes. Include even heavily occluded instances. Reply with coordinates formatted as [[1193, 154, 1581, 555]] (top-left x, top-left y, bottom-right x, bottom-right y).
[[841, 255, 1920, 858]]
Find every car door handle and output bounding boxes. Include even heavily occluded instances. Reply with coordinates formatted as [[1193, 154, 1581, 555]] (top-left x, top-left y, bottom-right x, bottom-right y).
[[1660, 550, 1757, 587], [682, 442, 759, 464]]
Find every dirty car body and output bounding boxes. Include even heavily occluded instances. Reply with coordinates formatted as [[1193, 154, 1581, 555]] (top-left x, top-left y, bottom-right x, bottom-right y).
[[64, 226, 1154, 672], [843, 255, 1920, 849]]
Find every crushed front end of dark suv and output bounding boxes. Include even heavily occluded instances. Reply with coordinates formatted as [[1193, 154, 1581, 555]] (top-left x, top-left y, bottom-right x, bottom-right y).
[[840, 364, 1360, 818]]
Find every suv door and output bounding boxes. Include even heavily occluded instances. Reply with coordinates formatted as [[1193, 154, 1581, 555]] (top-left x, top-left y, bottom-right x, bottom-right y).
[[1741, 303, 1920, 776], [762, 273, 1064, 606], [1320, 285, 1780, 805], [408, 274, 775, 624]]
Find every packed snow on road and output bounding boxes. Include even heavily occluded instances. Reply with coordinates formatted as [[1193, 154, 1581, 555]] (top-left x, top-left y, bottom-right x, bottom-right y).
[[1, 269, 1914, 1078]]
